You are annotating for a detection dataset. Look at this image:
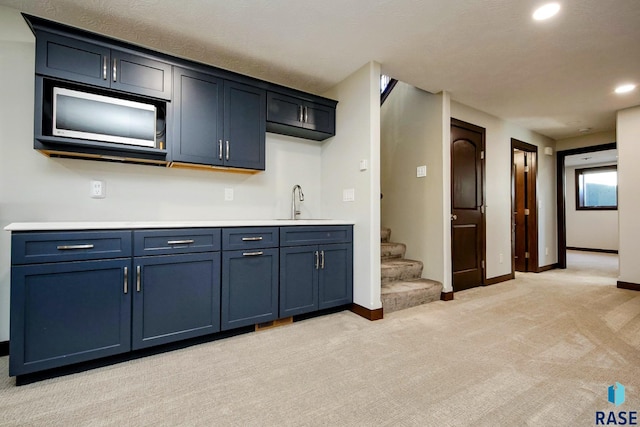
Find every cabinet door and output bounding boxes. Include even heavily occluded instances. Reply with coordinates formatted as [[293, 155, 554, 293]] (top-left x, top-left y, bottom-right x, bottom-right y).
[[111, 50, 172, 100], [36, 31, 111, 88], [132, 252, 221, 350], [221, 248, 278, 330], [279, 246, 318, 317], [223, 81, 266, 170], [266, 92, 302, 128], [172, 68, 224, 165], [10, 259, 131, 376], [303, 102, 335, 135], [318, 243, 353, 309]]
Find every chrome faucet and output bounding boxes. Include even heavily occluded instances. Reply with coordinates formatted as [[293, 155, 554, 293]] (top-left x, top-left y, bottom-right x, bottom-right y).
[[291, 185, 304, 219]]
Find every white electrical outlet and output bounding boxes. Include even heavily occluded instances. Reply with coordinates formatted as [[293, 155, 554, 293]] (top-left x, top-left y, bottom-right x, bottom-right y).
[[545, 247, 549, 256], [224, 188, 234, 201], [417, 165, 427, 178], [499, 253, 503, 264], [359, 159, 368, 171], [90, 180, 106, 199], [343, 188, 355, 202]]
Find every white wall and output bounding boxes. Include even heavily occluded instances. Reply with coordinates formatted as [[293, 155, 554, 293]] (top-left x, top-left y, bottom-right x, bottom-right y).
[[450, 102, 557, 277], [322, 62, 381, 310], [617, 106, 640, 284], [380, 82, 446, 285], [0, 6, 343, 340], [564, 163, 619, 251]]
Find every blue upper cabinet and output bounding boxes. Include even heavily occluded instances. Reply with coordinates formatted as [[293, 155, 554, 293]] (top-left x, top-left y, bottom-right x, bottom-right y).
[[35, 30, 172, 100], [172, 67, 266, 170], [266, 91, 336, 141]]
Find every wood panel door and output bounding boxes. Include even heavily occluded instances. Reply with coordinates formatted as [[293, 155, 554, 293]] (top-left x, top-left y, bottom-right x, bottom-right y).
[[451, 119, 485, 292], [514, 150, 528, 271], [511, 139, 539, 273]]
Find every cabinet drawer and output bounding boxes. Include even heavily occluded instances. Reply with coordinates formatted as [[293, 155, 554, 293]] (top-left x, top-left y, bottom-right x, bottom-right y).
[[134, 229, 221, 256], [222, 227, 279, 250], [280, 226, 353, 246], [11, 231, 132, 264]]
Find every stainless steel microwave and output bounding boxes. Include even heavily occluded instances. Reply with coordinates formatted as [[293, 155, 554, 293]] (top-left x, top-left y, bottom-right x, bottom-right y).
[[52, 87, 157, 148]]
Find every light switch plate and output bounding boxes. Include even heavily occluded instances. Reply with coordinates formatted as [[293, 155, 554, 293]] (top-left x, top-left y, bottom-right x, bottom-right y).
[[417, 165, 427, 178], [343, 188, 355, 202], [224, 188, 234, 201], [359, 159, 368, 171]]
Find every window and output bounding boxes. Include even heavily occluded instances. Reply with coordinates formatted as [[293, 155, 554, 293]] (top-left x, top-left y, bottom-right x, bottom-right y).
[[575, 165, 617, 210]]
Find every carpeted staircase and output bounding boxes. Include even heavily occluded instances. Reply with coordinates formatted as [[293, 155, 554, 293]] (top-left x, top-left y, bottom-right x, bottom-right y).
[[381, 227, 443, 313]]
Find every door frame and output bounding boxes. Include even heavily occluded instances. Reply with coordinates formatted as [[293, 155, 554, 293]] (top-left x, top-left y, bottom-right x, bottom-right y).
[[556, 142, 617, 268], [511, 139, 538, 272], [450, 118, 486, 289]]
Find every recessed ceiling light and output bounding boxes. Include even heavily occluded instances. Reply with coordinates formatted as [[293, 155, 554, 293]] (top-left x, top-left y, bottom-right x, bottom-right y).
[[533, 3, 561, 20], [615, 84, 637, 94]]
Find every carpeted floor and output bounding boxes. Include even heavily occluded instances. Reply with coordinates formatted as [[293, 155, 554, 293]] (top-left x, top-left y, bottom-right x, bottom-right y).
[[1, 251, 638, 426]]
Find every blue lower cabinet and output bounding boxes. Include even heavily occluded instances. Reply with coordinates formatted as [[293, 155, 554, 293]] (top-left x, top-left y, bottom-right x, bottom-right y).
[[221, 248, 279, 330], [279, 246, 318, 317], [10, 259, 132, 376], [132, 252, 221, 350], [318, 243, 353, 309], [279, 243, 353, 317]]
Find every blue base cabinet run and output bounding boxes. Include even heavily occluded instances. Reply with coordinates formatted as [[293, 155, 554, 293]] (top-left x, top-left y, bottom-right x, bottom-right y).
[[8, 225, 352, 380]]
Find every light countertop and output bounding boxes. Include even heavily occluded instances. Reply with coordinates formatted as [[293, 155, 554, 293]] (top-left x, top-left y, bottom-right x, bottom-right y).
[[4, 219, 355, 232]]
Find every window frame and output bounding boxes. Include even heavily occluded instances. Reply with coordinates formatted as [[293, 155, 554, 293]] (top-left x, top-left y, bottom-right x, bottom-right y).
[[575, 164, 618, 211]]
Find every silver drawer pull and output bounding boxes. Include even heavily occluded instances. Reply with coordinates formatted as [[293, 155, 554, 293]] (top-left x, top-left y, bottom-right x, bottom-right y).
[[243, 251, 263, 256], [241, 236, 263, 241], [57, 244, 94, 250], [167, 239, 194, 245], [124, 266, 128, 294]]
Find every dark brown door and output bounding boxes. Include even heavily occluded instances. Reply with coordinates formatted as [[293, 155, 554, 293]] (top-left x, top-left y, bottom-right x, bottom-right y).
[[451, 119, 485, 291], [511, 139, 539, 273], [513, 150, 527, 271]]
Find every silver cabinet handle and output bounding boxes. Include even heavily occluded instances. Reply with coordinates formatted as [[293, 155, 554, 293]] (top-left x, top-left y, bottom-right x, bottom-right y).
[[136, 265, 141, 292], [225, 141, 230, 161], [299, 105, 304, 122], [304, 106, 308, 123], [167, 239, 194, 245], [241, 236, 263, 241], [315, 250, 319, 270], [320, 250, 325, 269], [103, 56, 107, 80], [451, 214, 458, 220], [218, 140, 223, 160], [124, 266, 128, 294], [57, 244, 94, 250], [112, 58, 117, 82], [243, 251, 263, 256]]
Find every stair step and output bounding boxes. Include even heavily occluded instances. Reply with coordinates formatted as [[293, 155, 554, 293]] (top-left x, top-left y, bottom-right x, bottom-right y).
[[381, 227, 391, 243], [381, 242, 406, 260], [381, 279, 443, 313], [381, 258, 423, 285]]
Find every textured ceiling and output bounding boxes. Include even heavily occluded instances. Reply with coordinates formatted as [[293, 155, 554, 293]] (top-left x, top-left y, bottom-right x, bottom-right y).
[[1, 0, 639, 140]]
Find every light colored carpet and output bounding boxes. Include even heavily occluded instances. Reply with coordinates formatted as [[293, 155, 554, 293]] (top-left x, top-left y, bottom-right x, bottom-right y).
[[1, 251, 638, 426]]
